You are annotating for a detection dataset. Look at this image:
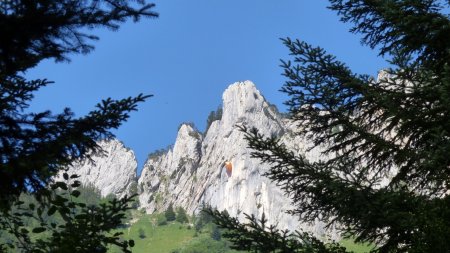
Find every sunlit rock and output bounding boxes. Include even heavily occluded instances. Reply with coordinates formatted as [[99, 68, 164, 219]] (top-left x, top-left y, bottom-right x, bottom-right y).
[[138, 81, 337, 238]]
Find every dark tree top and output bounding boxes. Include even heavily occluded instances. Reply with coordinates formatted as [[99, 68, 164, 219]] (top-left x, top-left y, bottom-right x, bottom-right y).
[[0, 1, 157, 252], [0, 0, 158, 76]]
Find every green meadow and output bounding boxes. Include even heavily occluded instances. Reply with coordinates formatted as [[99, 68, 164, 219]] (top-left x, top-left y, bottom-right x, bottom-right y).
[[108, 210, 374, 253]]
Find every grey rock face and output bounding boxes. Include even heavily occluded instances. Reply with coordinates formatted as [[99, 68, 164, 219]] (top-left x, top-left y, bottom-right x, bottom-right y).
[[138, 81, 337, 238], [138, 124, 202, 213], [61, 139, 138, 199], [65, 81, 338, 238]]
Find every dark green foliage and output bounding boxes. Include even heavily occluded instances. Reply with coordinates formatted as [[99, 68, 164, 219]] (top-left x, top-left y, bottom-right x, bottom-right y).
[[0, 0, 158, 74], [158, 215, 168, 226], [195, 219, 204, 233], [0, 176, 136, 252], [205, 209, 348, 253], [0, 0, 157, 252], [138, 228, 146, 239], [205, 106, 223, 133], [176, 207, 189, 224], [0, 0, 157, 211], [129, 181, 139, 196], [128, 182, 140, 209], [105, 193, 117, 202], [76, 183, 102, 206], [194, 208, 213, 232], [329, 0, 450, 70], [197, 205, 214, 225], [207, 1, 450, 253], [211, 225, 221, 241], [165, 203, 176, 222], [171, 210, 242, 253]]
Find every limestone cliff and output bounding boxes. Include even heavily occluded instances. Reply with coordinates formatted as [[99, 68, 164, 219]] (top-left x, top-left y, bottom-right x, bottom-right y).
[[66, 81, 337, 238], [137, 81, 336, 237], [61, 139, 138, 199]]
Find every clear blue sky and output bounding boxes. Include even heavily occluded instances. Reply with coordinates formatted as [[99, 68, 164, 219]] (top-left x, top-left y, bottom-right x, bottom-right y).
[[27, 1, 387, 173]]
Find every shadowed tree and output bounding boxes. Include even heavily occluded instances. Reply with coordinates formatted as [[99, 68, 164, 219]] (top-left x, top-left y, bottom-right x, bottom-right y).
[[0, 0, 158, 252], [138, 228, 146, 239], [206, 1, 450, 253], [0, 0, 158, 209], [176, 206, 189, 224], [165, 203, 176, 222], [211, 225, 221, 241]]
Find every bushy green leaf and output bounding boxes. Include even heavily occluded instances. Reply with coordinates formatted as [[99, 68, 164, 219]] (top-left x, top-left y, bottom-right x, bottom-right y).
[[32, 227, 46, 233]]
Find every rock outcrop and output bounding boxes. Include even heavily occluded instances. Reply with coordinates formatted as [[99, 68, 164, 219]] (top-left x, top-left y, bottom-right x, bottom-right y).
[[138, 81, 336, 237], [61, 139, 138, 199], [138, 124, 202, 212], [67, 81, 337, 238]]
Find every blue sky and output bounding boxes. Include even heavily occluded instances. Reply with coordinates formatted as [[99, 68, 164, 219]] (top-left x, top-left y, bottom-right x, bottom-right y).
[[27, 1, 387, 173]]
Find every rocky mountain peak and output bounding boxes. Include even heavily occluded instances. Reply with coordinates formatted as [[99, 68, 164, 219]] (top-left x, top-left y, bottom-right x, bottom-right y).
[[69, 81, 336, 239], [172, 124, 202, 159], [221, 80, 275, 127], [59, 139, 137, 198], [223, 81, 263, 112], [137, 81, 336, 238]]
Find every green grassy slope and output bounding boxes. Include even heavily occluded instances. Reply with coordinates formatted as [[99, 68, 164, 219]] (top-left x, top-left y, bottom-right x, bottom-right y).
[[108, 210, 373, 253], [109, 211, 240, 253], [110, 212, 194, 253], [0, 188, 374, 253], [339, 238, 375, 253]]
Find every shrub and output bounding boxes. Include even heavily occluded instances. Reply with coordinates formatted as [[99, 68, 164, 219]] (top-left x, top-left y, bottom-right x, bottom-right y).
[[138, 228, 146, 239], [165, 203, 176, 222], [176, 207, 189, 224], [157, 216, 167, 226]]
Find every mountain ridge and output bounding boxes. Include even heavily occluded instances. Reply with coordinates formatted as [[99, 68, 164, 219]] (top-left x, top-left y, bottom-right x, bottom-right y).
[[66, 80, 337, 239]]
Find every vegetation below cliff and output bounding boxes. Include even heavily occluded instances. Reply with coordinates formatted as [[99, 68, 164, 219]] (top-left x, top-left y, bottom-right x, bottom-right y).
[[110, 209, 374, 253], [0, 185, 373, 253], [109, 210, 243, 253]]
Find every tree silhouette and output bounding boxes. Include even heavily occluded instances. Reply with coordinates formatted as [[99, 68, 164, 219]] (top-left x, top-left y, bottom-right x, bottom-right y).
[[138, 228, 146, 239], [0, 0, 158, 210], [207, 1, 450, 253], [0, 0, 158, 252]]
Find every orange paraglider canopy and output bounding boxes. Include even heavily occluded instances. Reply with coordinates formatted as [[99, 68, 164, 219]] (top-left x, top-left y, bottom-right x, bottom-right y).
[[225, 161, 232, 177]]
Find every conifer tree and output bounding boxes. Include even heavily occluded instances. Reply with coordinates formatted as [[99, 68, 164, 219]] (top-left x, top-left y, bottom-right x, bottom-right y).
[[0, 0, 158, 209], [176, 206, 189, 224], [205, 106, 223, 133], [0, 0, 158, 252], [207, 1, 450, 253], [138, 228, 146, 239], [165, 203, 176, 222], [211, 225, 221, 241]]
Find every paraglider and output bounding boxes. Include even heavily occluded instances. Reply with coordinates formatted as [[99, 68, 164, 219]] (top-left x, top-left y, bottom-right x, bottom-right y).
[[224, 161, 232, 177]]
